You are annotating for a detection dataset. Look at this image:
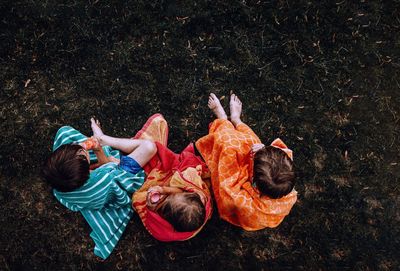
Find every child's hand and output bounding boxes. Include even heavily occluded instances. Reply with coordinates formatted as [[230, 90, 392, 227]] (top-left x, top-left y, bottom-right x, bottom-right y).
[[80, 137, 101, 151], [90, 136, 102, 151], [146, 186, 165, 211], [251, 143, 265, 155], [148, 185, 164, 193]]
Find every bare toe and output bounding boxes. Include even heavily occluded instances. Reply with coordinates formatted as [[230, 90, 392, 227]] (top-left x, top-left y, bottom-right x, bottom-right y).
[[235, 95, 242, 104], [208, 97, 216, 109]]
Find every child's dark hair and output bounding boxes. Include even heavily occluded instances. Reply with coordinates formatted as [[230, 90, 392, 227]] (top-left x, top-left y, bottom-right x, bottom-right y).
[[253, 146, 295, 199], [42, 144, 90, 192], [159, 192, 205, 232]]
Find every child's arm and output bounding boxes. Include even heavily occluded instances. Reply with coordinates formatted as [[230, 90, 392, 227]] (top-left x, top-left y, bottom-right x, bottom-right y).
[[146, 186, 183, 211], [93, 137, 121, 167], [82, 137, 119, 168], [251, 143, 265, 155], [93, 147, 116, 166]]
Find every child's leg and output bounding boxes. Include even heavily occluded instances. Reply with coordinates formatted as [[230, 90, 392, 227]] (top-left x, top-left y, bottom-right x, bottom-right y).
[[229, 94, 244, 127], [229, 94, 260, 139], [208, 93, 228, 120], [91, 118, 156, 167]]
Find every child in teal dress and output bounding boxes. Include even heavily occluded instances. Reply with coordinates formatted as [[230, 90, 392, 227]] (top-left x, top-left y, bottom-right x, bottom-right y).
[[42, 118, 156, 259]]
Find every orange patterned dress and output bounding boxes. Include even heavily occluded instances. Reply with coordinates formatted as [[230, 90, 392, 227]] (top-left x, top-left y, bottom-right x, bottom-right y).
[[195, 119, 297, 231]]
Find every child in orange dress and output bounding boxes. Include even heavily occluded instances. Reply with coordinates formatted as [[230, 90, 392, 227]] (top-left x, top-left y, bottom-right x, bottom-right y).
[[195, 93, 297, 230]]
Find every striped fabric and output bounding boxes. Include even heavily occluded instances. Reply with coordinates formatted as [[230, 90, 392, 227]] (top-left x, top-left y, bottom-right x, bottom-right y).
[[52, 126, 145, 259]]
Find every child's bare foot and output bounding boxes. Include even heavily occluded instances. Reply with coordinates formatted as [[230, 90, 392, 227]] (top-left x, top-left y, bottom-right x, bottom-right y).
[[208, 93, 227, 119], [91, 118, 104, 139], [230, 94, 243, 126]]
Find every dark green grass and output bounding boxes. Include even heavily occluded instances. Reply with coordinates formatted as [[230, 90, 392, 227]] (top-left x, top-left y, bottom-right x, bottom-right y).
[[1, 0, 400, 270]]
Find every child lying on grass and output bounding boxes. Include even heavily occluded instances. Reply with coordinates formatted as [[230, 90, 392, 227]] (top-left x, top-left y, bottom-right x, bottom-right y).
[[195, 93, 297, 230], [42, 118, 156, 259]]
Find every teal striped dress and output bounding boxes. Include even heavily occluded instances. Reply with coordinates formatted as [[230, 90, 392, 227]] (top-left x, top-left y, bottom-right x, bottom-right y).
[[52, 126, 145, 259]]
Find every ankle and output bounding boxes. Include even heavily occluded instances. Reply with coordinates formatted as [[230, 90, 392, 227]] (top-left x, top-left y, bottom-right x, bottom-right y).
[[231, 118, 242, 127], [218, 114, 228, 120], [96, 135, 106, 146]]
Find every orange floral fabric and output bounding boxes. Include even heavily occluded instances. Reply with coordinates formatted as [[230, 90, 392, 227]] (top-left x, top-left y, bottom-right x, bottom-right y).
[[195, 119, 297, 231]]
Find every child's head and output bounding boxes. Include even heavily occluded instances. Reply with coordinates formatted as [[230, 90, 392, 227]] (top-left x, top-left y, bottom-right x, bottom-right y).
[[42, 144, 90, 192], [158, 192, 206, 232], [253, 146, 295, 199]]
